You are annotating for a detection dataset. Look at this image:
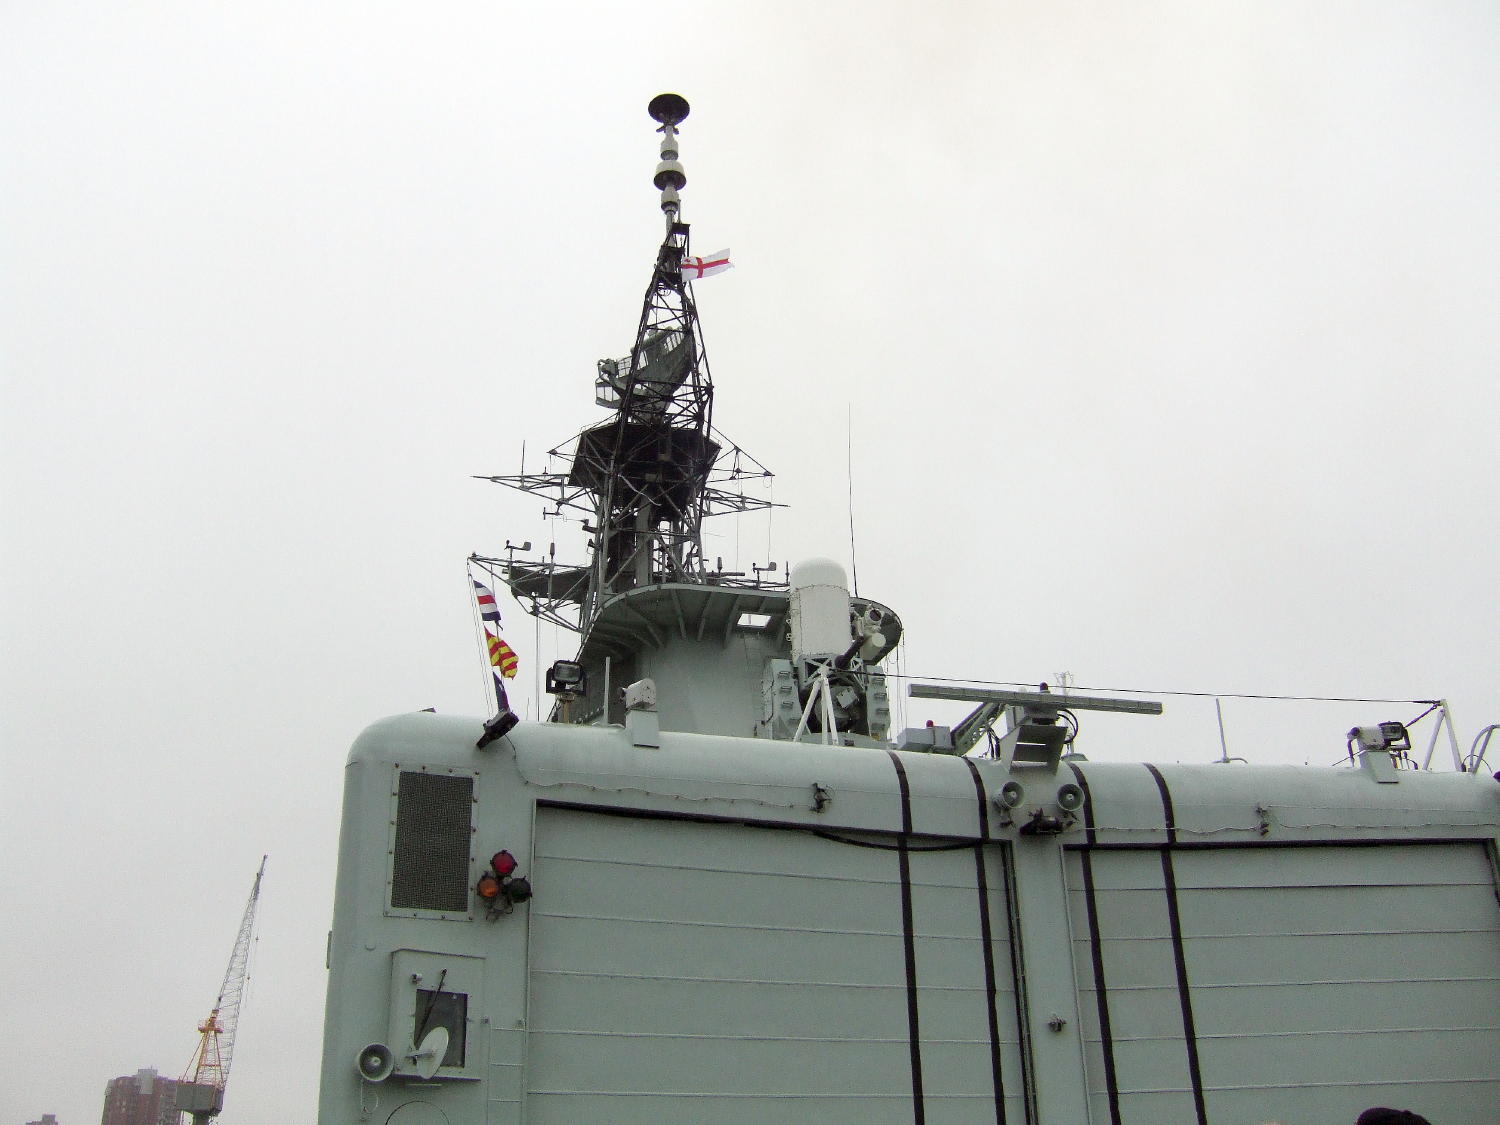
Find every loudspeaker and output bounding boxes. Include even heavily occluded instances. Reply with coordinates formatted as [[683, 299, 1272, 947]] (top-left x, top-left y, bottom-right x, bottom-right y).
[[356, 1043, 395, 1083], [1055, 783, 1085, 813], [994, 781, 1026, 810]]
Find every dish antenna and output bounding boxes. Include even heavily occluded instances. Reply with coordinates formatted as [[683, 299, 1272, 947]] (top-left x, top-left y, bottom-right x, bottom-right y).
[[409, 1026, 450, 1080]]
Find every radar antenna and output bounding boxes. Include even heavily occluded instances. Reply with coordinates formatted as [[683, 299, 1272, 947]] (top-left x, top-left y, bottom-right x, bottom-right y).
[[477, 94, 778, 633]]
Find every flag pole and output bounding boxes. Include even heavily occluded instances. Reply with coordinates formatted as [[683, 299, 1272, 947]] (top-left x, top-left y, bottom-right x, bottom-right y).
[[467, 563, 492, 716]]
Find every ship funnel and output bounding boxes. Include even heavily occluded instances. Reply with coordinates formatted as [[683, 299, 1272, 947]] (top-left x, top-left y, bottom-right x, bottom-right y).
[[789, 558, 853, 664]]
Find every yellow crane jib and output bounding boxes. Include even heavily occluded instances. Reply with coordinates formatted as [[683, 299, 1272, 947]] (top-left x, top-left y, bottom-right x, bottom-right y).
[[178, 856, 266, 1124]]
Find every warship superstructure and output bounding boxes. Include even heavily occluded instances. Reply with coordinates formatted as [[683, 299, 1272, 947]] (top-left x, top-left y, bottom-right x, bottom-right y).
[[318, 97, 1500, 1125]]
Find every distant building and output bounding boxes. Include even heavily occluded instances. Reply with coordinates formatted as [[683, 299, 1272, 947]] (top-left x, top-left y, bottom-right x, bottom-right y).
[[100, 1068, 180, 1125], [27, 1115, 60, 1125]]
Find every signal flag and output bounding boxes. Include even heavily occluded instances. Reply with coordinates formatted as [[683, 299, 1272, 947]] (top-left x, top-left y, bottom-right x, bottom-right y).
[[486, 629, 520, 679], [471, 578, 502, 623]]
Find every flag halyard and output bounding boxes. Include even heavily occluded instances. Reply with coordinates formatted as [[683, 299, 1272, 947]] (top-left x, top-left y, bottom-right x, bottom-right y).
[[470, 569, 520, 714]]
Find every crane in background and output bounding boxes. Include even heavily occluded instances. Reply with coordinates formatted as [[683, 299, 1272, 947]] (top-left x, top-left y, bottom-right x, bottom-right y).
[[177, 856, 266, 1125]]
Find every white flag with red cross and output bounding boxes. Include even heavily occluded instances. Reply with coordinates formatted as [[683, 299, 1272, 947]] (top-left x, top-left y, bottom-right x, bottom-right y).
[[681, 249, 732, 279]]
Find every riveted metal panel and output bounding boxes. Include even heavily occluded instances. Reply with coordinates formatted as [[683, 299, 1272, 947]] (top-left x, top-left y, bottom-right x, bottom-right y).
[[1068, 843, 1500, 1125], [525, 807, 1027, 1124], [1178, 843, 1500, 1125]]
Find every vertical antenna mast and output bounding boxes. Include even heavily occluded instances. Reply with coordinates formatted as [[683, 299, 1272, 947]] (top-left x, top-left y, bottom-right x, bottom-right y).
[[574, 92, 715, 625], [476, 95, 779, 635], [651, 93, 689, 230]]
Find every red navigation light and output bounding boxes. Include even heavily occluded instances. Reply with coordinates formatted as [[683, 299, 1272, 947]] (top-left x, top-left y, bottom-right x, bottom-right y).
[[491, 850, 518, 877], [475, 873, 502, 900]]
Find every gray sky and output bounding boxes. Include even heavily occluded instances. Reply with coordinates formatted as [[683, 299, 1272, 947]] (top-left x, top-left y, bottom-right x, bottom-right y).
[[4, 3, 1499, 1122]]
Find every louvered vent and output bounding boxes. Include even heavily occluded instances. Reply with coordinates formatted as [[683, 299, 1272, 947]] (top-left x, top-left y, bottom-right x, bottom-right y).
[[391, 771, 473, 912]]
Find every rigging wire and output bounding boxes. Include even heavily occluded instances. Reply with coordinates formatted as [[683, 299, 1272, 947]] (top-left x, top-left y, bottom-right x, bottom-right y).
[[846, 403, 859, 596], [465, 561, 493, 716], [767, 475, 775, 576], [549, 617, 560, 720], [894, 637, 909, 733], [1403, 701, 1443, 729]]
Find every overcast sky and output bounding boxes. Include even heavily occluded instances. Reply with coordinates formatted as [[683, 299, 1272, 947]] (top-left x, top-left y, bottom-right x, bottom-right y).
[[4, 3, 1499, 1123]]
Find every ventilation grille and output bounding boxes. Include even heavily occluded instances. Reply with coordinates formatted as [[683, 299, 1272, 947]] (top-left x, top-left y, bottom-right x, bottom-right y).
[[391, 771, 473, 912]]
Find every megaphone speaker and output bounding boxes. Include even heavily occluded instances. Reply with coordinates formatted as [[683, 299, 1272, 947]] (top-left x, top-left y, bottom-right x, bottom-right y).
[[356, 1043, 395, 1082], [1056, 782, 1084, 813], [994, 781, 1026, 810]]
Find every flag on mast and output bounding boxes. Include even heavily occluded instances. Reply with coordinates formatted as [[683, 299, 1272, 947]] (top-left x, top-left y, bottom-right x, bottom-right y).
[[492, 672, 511, 712], [680, 249, 731, 279], [486, 628, 520, 679], [472, 578, 502, 623]]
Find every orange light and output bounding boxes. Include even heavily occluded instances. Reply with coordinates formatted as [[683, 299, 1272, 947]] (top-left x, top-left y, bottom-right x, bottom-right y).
[[491, 850, 518, 877], [475, 873, 502, 900]]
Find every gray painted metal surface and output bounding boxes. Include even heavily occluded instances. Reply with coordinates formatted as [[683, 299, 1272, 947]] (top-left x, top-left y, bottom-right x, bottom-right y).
[[319, 714, 1500, 1124]]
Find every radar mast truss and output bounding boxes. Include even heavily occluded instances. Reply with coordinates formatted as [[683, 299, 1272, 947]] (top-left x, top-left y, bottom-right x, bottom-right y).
[[477, 95, 780, 634]]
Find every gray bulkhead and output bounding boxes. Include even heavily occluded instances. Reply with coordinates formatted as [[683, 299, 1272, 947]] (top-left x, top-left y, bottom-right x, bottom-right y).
[[560, 582, 895, 740], [319, 711, 1500, 1124], [566, 585, 791, 733]]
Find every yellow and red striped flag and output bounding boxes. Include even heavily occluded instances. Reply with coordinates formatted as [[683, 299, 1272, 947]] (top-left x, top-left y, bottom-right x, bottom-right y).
[[486, 628, 519, 679]]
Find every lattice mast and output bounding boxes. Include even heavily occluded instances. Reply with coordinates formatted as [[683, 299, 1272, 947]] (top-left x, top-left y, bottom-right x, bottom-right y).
[[579, 93, 715, 618], [477, 94, 776, 634], [179, 856, 266, 1124]]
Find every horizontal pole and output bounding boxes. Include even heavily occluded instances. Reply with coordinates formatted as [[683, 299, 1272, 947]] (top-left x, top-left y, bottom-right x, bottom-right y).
[[908, 683, 1164, 716]]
